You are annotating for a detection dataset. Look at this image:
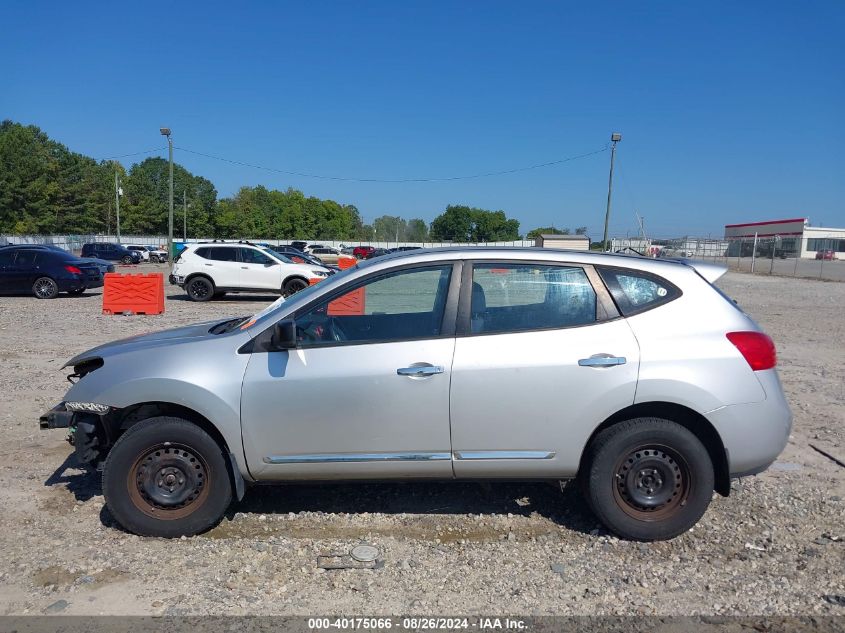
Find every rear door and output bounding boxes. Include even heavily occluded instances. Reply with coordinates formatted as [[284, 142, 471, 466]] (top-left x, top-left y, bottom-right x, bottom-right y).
[[0, 250, 15, 294], [449, 261, 640, 478], [7, 250, 40, 292], [202, 247, 241, 287]]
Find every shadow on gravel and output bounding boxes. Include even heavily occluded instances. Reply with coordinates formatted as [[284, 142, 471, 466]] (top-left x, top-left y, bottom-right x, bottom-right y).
[[43, 453, 101, 502], [224, 480, 598, 537]]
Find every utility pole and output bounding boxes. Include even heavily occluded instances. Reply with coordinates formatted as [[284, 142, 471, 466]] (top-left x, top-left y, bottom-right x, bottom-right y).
[[602, 133, 622, 252], [183, 190, 187, 241], [160, 128, 174, 263], [114, 170, 121, 241]]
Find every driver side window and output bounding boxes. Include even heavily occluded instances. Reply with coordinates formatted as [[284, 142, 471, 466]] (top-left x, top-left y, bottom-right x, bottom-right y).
[[294, 265, 453, 346]]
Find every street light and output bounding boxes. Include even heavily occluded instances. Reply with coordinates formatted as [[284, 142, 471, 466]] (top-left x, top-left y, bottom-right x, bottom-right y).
[[160, 127, 174, 265], [602, 132, 622, 252]]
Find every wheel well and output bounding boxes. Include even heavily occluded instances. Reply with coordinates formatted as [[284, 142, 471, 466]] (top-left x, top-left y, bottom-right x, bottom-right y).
[[184, 273, 214, 287], [111, 402, 229, 454], [579, 402, 731, 497], [282, 275, 308, 288]]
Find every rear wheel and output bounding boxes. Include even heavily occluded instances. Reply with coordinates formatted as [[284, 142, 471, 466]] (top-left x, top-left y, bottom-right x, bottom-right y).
[[282, 277, 308, 297], [102, 417, 233, 537], [186, 276, 214, 301], [32, 277, 59, 299], [582, 417, 714, 541]]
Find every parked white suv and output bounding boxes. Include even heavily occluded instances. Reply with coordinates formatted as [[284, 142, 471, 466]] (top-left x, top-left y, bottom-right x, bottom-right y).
[[169, 243, 330, 301], [124, 244, 168, 263]]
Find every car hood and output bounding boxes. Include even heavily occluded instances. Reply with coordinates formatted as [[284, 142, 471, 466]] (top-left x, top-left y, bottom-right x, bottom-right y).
[[62, 319, 237, 368]]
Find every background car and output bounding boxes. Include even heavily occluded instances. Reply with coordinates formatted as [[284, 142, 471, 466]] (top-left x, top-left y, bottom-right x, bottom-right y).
[[170, 243, 331, 301], [308, 246, 342, 264], [365, 247, 390, 258], [353, 245, 375, 259], [289, 241, 307, 252], [0, 245, 103, 298], [124, 244, 168, 263], [815, 249, 837, 260], [266, 246, 329, 269], [81, 243, 142, 264]]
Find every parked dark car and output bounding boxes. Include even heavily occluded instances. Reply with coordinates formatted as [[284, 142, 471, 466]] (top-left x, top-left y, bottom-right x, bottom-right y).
[[289, 241, 307, 252], [815, 249, 837, 261], [266, 246, 336, 272], [0, 246, 103, 298], [365, 248, 390, 259], [81, 243, 141, 264], [388, 246, 422, 253], [353, 245, 375, 259]]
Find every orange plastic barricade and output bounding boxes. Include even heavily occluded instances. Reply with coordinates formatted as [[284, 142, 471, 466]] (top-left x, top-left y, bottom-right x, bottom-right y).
[[102, 273, 165, 315], [337, 255, 357, 270], [327, 287, 365, 316], [309, 278, 322, 286]]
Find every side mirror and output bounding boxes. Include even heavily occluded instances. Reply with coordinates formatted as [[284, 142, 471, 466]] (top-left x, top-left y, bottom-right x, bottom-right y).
[[270, 319, 297, 350]]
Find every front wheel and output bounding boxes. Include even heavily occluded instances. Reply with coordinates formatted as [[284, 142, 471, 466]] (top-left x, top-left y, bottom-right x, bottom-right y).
[[122, 255, 133, 264], [102, 417, 233, 537], [186, 276, 214, 301], [32, 277, 59, 299], [150, 255, 160, 263], [282, 277, 308, 297], [582, 417, 714, 541]]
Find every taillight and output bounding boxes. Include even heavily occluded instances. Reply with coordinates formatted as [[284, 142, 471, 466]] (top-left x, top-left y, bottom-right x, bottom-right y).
[[64, 265, 82, 275], [726, 331, 776, 371]]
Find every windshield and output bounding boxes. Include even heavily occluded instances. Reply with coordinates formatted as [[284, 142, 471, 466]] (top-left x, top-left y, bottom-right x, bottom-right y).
[[259, 247, 294, 264]]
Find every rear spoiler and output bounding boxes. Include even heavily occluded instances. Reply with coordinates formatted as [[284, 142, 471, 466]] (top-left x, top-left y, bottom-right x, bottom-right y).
[[683, 260, 728, 284]]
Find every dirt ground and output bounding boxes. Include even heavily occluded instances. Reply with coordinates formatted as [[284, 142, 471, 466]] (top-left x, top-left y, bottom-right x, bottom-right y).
[[0, 266, 842, 616]]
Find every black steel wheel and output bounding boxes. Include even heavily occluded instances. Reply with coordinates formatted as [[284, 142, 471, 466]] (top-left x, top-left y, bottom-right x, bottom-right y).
[[103, 417, 233, 537], [582, 417, 714, 541], [32, 277, 59, 299], [186, 276, 214, 301], [282, 277, 308, 297]]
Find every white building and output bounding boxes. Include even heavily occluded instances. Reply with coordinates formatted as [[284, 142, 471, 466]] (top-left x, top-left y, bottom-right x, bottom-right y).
[[724, 218, 845, 258]]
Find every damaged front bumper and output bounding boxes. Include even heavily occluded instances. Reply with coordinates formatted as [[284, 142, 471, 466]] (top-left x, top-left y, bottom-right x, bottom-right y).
[[39, 402, 112, 469], [39, 402, 74, 429]]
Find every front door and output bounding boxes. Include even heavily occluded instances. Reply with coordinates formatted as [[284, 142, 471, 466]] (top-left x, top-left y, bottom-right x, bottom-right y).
[[241, 263, 459, 480], [449, 261, 640, 478], [239, 247, 282, 290]]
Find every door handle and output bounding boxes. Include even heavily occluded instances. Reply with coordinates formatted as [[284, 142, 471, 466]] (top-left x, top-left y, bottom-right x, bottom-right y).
[[578, 355, 626, 367], [397, 365, 444, 377], [204, 263, 213, 267]]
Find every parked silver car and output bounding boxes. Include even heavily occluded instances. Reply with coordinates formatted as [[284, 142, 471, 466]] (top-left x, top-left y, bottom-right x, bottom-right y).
[[39, 248, 791, 540]]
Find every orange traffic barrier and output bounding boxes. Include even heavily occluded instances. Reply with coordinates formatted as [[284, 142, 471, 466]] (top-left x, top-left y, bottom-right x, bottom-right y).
[[337, 255, 357, 270], [102, 273, 165, 315], [328, 287, 365, 316]]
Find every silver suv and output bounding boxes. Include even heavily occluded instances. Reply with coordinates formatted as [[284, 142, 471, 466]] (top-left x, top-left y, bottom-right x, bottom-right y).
[[40, 248, 791, 540]]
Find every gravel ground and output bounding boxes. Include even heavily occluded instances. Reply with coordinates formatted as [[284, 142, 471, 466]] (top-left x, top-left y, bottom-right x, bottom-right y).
[[0, 267, 842, 616]]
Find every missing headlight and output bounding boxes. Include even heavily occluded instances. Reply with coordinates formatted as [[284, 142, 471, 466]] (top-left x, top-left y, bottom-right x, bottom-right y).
[[67, 357, 104, 383]]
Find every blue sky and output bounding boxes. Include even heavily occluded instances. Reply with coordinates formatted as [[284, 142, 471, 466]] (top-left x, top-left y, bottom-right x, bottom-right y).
[[2, 1, 843, 237]]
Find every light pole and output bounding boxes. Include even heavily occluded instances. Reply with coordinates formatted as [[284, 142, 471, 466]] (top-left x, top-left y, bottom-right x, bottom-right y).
[[602, 132, 622, 252], [160, 127, 174, 263], [114, 170, 122, 242]]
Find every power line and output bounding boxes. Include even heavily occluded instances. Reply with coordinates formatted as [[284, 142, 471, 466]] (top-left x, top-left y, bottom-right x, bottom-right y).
[[174, 144, 610, 183], [99, 147, 168, 161]]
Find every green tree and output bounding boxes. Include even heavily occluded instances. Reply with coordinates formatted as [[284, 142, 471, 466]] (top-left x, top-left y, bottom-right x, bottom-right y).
[[526, 226, 570, 239], [373, 215, 407, 242], [575, 226, 588, 235], [406, 218, 429, 242], [430, 205, 520, 242]]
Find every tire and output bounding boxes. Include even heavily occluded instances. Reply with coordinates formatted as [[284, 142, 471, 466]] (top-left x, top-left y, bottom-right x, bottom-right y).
[[186, 276, 214, 301], [122, 255, 133, 265], [102, 417, 233, 537], [32, 277, 59, 299], [582, 417, 714, 541], [282, 277, 308, 297], [150, 255, 160, 263]]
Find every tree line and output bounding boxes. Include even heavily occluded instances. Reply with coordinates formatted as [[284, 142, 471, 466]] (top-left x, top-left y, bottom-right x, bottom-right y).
[[0, 120, 569, 243]]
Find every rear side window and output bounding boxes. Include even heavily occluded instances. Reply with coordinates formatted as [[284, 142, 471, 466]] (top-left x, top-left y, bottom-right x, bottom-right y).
[[206, 247, 238, 262], [470, 264, 597, 334], [14, 250, 40, 265], [597, 267, 680, 315]]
